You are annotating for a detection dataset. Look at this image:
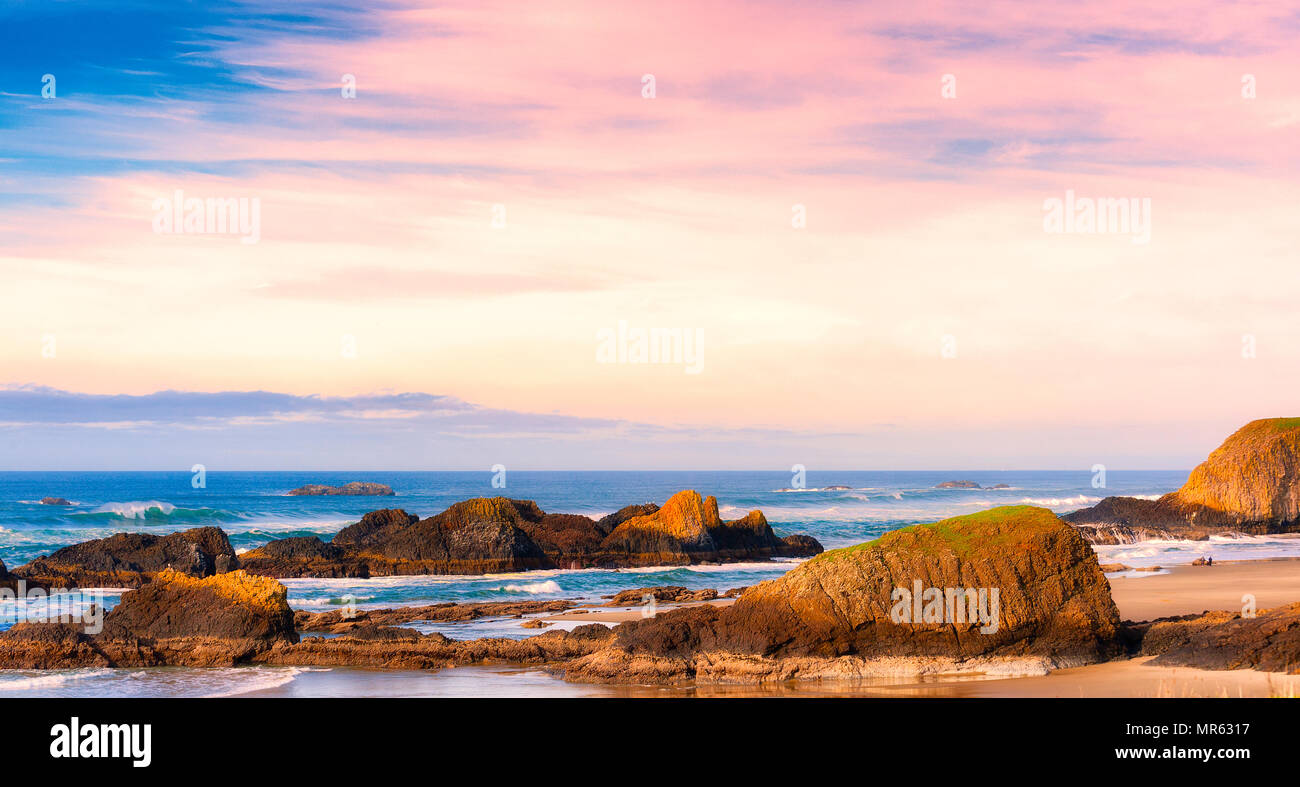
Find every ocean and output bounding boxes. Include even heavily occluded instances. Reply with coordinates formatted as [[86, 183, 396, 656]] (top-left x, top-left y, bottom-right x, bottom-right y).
[[3, 469, 1297, 696]]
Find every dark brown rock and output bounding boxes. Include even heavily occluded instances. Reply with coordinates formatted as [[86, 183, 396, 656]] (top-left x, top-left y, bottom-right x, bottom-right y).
[[242, 491, 822, 578], [1141, 604, 1300, 673], [39, 497, 72, 506], [14, 527, 238, 588]]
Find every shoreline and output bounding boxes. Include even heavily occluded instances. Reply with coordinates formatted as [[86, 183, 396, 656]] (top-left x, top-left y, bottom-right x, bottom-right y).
[[1108, 556, 1300, 621]]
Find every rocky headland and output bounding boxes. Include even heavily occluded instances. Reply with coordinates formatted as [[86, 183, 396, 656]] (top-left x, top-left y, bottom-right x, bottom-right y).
[[1066, 418, 1300, 544]]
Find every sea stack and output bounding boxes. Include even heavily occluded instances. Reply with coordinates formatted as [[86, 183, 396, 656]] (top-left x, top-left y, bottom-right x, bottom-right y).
[[1066, 418, 1300, 543]]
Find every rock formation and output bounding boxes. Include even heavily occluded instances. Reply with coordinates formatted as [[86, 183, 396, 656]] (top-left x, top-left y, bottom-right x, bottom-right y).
[[288, 482, 395, 496], [564, 505, 1123, 684], [240, 490, 823, 577], [1066, 418, 1300, 543], [39, 497, 71, 505], [1139, 604, 1300, 673], [0, 569, 296, 668], [13, 527, 238, 588]]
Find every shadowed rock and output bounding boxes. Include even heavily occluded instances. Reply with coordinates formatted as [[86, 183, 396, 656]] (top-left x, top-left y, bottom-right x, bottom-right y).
[[14, 527, 238, 588], [1067, 418, 1300, 543], [242, 491, 822, 577], [39, 497, 71, 506], [1140, 604, 1300, 673]]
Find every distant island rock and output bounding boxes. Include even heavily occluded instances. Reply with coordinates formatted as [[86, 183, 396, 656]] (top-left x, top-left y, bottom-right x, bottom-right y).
[[1065, 418, 1300, 544], [934, 481, 1010, 490], [39, 497, 71, 506], [287, 482, 395, 497]]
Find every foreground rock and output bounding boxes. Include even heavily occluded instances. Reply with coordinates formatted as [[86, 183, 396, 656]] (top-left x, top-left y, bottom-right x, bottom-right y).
[[240, 490, 823, 577], [288, 482, 394, 496], [563, 505, 1123, 684], [1066, 418, 1300, 544], [1139, 604, 1300, 673], [0, 569, 296, 668], [14, 527, 238, 588]]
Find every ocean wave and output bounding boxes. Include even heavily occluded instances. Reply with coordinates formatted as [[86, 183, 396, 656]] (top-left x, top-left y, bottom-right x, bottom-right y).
[[499, 580, 562, 594], [0, 667, 114, 692], [1017, 495, 1102, 507], [200, 667, 322, 697], [92, 500, 176, 518]]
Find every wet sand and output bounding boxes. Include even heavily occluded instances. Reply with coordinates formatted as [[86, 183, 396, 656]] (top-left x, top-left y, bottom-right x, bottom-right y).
[[1109, 556, 1300, 621]]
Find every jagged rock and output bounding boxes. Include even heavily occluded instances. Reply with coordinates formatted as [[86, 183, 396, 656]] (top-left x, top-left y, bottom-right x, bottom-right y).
[[14, 527, 238, 588], [598, 491, 821, 566], [935, 480, 981, 489], [39, 497, 72, 506], [565, 505, 1123, 684], [1067, 418, 1300, 543], [288, 482, 394, 496], [1140, 604, 1300, 673], [603, 586, 719, 606], [0, 569, 297, 668], [243, 491, 822, 578]]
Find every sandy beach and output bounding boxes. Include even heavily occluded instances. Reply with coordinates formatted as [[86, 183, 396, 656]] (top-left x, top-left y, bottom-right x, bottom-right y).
[[1109, 557, 1300, 621]]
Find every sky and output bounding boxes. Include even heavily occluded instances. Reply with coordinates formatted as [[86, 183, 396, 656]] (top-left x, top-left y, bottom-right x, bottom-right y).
[[1, 1, 1298, 470]]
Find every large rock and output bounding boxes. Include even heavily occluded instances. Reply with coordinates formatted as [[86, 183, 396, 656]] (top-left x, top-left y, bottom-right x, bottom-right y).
[[1066, 418, 1300, 543], [14, 527, 238, 588], [566, 505, 1123, 683], [241, 491, 823, 578], [0, 569, 297, 668], [288, 482, 394, 496]]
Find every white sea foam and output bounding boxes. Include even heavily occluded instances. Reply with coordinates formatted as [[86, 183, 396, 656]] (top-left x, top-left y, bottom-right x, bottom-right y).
[[500, 580, 562, 594], [0, 668, 113, 692], [1093, 533, 1300, 568], [1017, 495, 1102, 508]]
